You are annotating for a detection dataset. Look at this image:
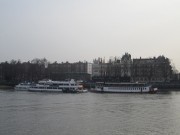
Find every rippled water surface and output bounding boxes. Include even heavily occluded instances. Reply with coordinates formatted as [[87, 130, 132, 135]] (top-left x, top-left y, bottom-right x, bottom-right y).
[[0, 90, 180, 135]]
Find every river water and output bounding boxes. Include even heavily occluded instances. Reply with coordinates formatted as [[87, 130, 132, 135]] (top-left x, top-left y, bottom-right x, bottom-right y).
[[0, 90, 180, 135]]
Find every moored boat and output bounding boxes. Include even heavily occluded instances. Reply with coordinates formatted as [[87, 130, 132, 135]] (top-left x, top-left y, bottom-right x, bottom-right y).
[[14, 82, 32, 91], [28, 79, 86, 93], [91, 82, 158, 93]]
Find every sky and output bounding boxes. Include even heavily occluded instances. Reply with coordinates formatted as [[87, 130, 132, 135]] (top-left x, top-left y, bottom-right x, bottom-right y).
[[0, 0, 180, 71]]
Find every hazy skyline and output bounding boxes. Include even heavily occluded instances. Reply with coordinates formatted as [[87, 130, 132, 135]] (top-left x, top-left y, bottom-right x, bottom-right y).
[[0, 0, 180, 71]]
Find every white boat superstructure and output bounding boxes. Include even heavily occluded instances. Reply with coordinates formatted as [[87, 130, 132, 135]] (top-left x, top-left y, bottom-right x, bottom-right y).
[[29, 79, 85, 93], [92, 82, 158, 93], [14, 82, 31, 91]]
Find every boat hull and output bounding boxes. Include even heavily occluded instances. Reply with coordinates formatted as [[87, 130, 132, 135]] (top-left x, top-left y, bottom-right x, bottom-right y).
[[28, 88, 80, 93], [28, 88, 63, 92], [91, 86, 157, 93], [77, 89, 88, 93]]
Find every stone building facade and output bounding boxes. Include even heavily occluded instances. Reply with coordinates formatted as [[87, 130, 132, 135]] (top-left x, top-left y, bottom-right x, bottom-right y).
[[92, 53, 132, 82], [92, 54, 173, 83], [131, 56, 172, 82]]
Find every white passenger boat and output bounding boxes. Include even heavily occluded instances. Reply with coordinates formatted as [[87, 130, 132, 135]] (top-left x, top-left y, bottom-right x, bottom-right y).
[[29, 79, 86, 93], [91, 82, 158, 93], [14, 82, 31, 91]]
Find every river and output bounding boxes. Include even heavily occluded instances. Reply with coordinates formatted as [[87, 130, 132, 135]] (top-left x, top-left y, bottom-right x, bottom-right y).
[[0, 90, 180, 135]]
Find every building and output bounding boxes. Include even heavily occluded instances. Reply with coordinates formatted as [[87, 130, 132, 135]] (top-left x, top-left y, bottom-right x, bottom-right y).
[[121, 53, 132, 77], [92, 53, 132, 82], [92, 54, 173, 83], [48, 62, 92, 81], [92, 58, 107, 77], [131, 56, 172, 82]]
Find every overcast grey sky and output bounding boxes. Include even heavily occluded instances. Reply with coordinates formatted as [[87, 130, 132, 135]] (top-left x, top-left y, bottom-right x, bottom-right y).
[[0, 0, 180, 71]]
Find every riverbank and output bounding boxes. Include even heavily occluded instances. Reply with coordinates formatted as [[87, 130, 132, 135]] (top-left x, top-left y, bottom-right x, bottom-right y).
[[152, 83, 180, 90], [0, 85, 14, 90]]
